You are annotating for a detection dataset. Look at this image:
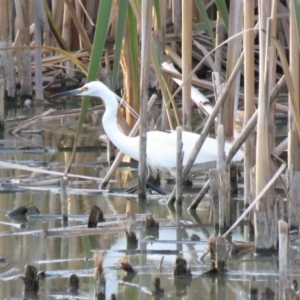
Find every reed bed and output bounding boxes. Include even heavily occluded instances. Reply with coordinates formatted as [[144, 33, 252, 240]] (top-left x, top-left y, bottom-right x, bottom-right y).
[[0, 0, 298, 254]]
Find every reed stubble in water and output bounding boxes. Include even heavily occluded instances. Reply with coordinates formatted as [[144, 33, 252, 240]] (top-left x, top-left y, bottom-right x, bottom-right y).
[[21, 264, 39, 297], [94, 255, 106, 300]]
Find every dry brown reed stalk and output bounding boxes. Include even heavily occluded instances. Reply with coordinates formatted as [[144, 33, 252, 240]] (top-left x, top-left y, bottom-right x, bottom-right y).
[[0, 160, 103, 182], [223, 161, 286, 239], [223, 0, 243, 140], [168, 51, 245, 206], [120, 9, 139, 128], [34, 0, 44, 101], [278, 220, 288, 299], [9, 108, 55, 134], [208, 235, 217, 269], [288, 2, 300, 229], [0, 78, 5, 128], [214, 11, 225, 76], [138, 0, 153, 200], [243, 0, 255, 208], [217, 125, 230, 232], [0, 0, 15, 97], [209, 169, 220, 231], [254, 0, 277, 252], [51, 1, 64, 46], [14, 0, 32, 97], [64, 0, 92, 54], [181, 0, 192, 131]]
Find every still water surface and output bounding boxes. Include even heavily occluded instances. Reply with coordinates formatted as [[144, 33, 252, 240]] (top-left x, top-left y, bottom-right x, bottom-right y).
[[0, 105, 298, 299]]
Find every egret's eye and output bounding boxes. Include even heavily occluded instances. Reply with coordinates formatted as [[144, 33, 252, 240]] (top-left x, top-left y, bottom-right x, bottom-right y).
[[80, 86, 88, 92]]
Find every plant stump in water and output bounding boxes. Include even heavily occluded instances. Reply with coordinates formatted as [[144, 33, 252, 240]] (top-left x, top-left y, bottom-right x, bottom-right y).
[[145, 215, 159, 231], [261, 287, 275, 300], [202, 235, 227, 276], [285, 288, 300, 300], [125, 230, 138, 249], [120, 260, 136, 274], [209, 170, 220, 232], [208, 236, 217, 269], [190, 234, 200, 241], [173, 257, 192, 277], [152, 277, 165, 297], [250, 276, 258, 298], [94, 254, 106, 300], [68, 274, 79, 294], [279, 220, 288, 298], [229, 241, 255, 255], [145, 215, 159, 239], [110, 294, 116, 300], [126, 211, 138, 249], [21, 264, 39, 298], [88, 205, 105, 228], [173, 257, 192, 298], [292, 280, 299, 294], [120, 259, 136, 281], [216, 236, 226, 272]]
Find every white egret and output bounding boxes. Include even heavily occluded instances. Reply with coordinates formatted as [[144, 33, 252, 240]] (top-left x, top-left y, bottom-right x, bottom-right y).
[[54, 81, 243, 177]]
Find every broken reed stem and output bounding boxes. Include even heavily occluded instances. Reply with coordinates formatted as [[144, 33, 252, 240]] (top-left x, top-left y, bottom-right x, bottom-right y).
[[106, 139, 115, 166], [217, 125, 227, 233], [34, 0, 43, 100], [288, 0, 300, 229], [181, 0, 192, 131], [168, 53, 245, 206], [272, 155, 300, 226], [182, 51, 245, 179], [138, 0, 153, 201], [0, 160, 103, 182], [175, 126, 183, 206], [226, 75, 285, 163], [278, 220, 288, 299], [209, 169, 219, 232], [188, 75, 285, 210], [222, 162, 286, 238], [60, 177, 68, 224], [243, 0, 255, 208], [10, 108, 56, 134], [0, 77, 4, 130]]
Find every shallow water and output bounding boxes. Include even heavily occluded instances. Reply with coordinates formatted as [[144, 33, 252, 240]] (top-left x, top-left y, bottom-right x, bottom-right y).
[[0, 105, 298, 299]]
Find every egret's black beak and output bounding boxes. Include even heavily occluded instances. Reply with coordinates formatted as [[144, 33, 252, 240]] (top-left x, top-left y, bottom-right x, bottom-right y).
[[51, 87, 82, 98]]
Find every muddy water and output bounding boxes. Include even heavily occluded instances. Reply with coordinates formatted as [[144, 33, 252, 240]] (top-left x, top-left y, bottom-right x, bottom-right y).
[[0, 106, 298, 299]]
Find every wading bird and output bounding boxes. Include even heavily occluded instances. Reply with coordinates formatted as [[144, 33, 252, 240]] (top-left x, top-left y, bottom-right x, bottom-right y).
[[54, 81, 243, 177]]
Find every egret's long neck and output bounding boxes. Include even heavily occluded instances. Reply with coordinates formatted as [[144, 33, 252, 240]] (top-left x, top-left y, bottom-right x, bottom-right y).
[[101, 90, 138, 160]]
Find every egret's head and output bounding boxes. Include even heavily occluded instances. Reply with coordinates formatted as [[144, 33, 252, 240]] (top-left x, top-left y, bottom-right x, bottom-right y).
[[52, 81, 109, 99]]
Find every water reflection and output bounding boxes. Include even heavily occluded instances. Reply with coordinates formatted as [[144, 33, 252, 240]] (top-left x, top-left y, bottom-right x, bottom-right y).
[[0, 106, 296, 299]]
